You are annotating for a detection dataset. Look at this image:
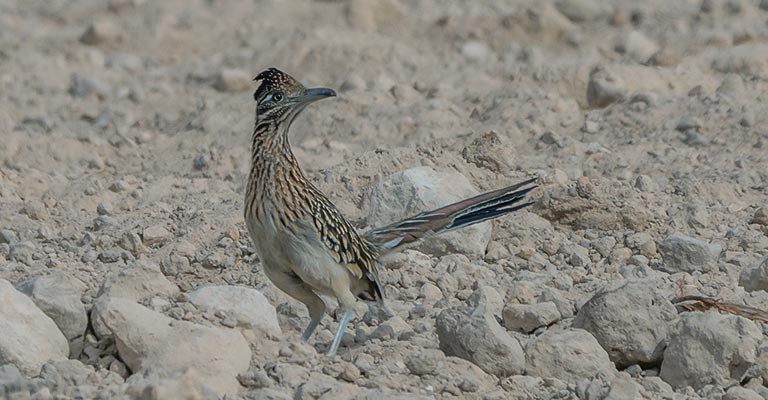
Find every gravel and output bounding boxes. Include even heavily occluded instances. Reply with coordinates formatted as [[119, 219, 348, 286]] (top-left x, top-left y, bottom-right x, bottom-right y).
[[1, 0, 767, 398]]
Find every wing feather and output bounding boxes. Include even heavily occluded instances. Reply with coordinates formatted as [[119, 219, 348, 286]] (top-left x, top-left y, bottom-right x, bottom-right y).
[[309, 194, 383, 300]]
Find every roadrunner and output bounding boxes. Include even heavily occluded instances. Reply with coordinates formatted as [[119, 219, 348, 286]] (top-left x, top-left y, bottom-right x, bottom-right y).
[[245, 68, 537, 355]]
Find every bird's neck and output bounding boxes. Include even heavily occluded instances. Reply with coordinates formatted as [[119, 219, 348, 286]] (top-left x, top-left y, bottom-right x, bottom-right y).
[[246, 120, 312, 214], [250, 121, 302, 170]]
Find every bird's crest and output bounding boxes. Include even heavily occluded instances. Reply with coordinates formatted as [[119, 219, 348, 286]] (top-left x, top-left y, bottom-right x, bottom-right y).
[[253, 67, 302, 103]]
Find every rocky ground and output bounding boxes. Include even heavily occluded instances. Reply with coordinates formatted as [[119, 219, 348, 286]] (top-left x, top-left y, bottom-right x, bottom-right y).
[[2, 0, 768, 399]]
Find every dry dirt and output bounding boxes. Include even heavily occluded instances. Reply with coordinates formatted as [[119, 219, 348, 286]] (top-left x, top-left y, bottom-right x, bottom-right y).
[[2, 0, 768, 399]]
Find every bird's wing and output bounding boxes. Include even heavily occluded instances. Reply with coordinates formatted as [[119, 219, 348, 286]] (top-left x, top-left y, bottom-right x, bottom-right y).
[[309, 195, 384, 300]]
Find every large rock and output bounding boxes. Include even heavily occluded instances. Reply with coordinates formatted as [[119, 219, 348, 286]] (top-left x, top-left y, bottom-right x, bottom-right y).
[[0, 279, 69, 375], [91, 260, 179, 338], [102, 298, 250, 396], [38, 359, 107, 388], [573, 279, 677, 367], [405, 349, 445, 376], [16, 273, 88, 348], [124, 368, 219, 400], [723, 387, 764, 400], [660, 312, 761, 389], [738, 256, 768, 292], [188, 285, 281, 336], [466, 285, 504, 317], [365, 166, 492, 258], [658, 233, 722, 273], [525, 328, 616, 382], [604, 372, 644, 400], [436, 307, 525, 376], [502, 302, 561, 333], [587, 66, 627, 108], [0, 363, 28, 394]]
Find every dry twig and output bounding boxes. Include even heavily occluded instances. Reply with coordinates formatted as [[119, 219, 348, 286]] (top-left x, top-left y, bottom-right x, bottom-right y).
[[672, 295, 768, 324]]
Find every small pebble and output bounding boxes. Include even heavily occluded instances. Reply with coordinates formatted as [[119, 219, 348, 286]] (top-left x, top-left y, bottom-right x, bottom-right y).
[[97, 202, 113, 216], [142, 225, 171, 246], [634, 175, 657, 192], [583, 120, 599, 133], [80, 20, 120, 45], [460, 40, 490, 63], [193, 154, 209, 170], [752, 207, 768, 225], [675, 116, 702, 132], [419, 282, 443, 302], [109, 180, 129, 192], [339, 363, 360, 382], [740, 111, 755, 127], [0, 229, 18, 244], [540, 131, 563, 146]]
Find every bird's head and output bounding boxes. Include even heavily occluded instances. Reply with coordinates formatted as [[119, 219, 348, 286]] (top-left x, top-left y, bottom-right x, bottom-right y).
[[253, 68, 336, 124]]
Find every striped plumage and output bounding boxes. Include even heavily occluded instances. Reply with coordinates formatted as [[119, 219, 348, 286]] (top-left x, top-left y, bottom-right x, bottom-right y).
[[244, 68, 537, 355]]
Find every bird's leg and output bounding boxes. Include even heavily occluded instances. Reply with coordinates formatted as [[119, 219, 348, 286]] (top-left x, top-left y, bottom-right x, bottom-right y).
[[327, 309, 353, 356], [326, 282, 358, 355], [300, 317, 322, 342], [261, 268, 326, 342], [299, 293, 325, 342]]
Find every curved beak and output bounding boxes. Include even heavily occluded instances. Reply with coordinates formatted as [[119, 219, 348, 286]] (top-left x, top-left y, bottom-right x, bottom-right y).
[[298, 87, 336, 104]]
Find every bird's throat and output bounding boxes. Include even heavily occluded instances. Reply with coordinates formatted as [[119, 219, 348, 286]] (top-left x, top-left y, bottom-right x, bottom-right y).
[[246, 121, 311, 223]]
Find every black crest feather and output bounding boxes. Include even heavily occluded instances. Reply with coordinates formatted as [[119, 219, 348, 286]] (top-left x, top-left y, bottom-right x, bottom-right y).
[[253, 67, 298, 102]]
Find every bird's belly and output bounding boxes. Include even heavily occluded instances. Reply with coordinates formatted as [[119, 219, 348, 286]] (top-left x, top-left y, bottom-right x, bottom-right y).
[[245, 212, 351, 297]]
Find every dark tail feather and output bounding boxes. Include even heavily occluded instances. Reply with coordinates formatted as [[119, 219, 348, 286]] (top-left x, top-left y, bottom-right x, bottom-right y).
[[364, 177, 538, 252]]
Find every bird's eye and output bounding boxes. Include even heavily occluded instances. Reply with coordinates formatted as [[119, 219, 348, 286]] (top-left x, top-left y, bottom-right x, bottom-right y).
[[258, 91, 283, 106]]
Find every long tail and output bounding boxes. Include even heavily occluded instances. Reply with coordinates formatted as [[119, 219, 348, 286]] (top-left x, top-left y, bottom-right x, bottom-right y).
[[364, 177, 538, 252]]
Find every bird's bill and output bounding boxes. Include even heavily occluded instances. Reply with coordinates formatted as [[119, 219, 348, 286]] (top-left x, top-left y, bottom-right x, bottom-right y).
[[298, 87, 337, 104]]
